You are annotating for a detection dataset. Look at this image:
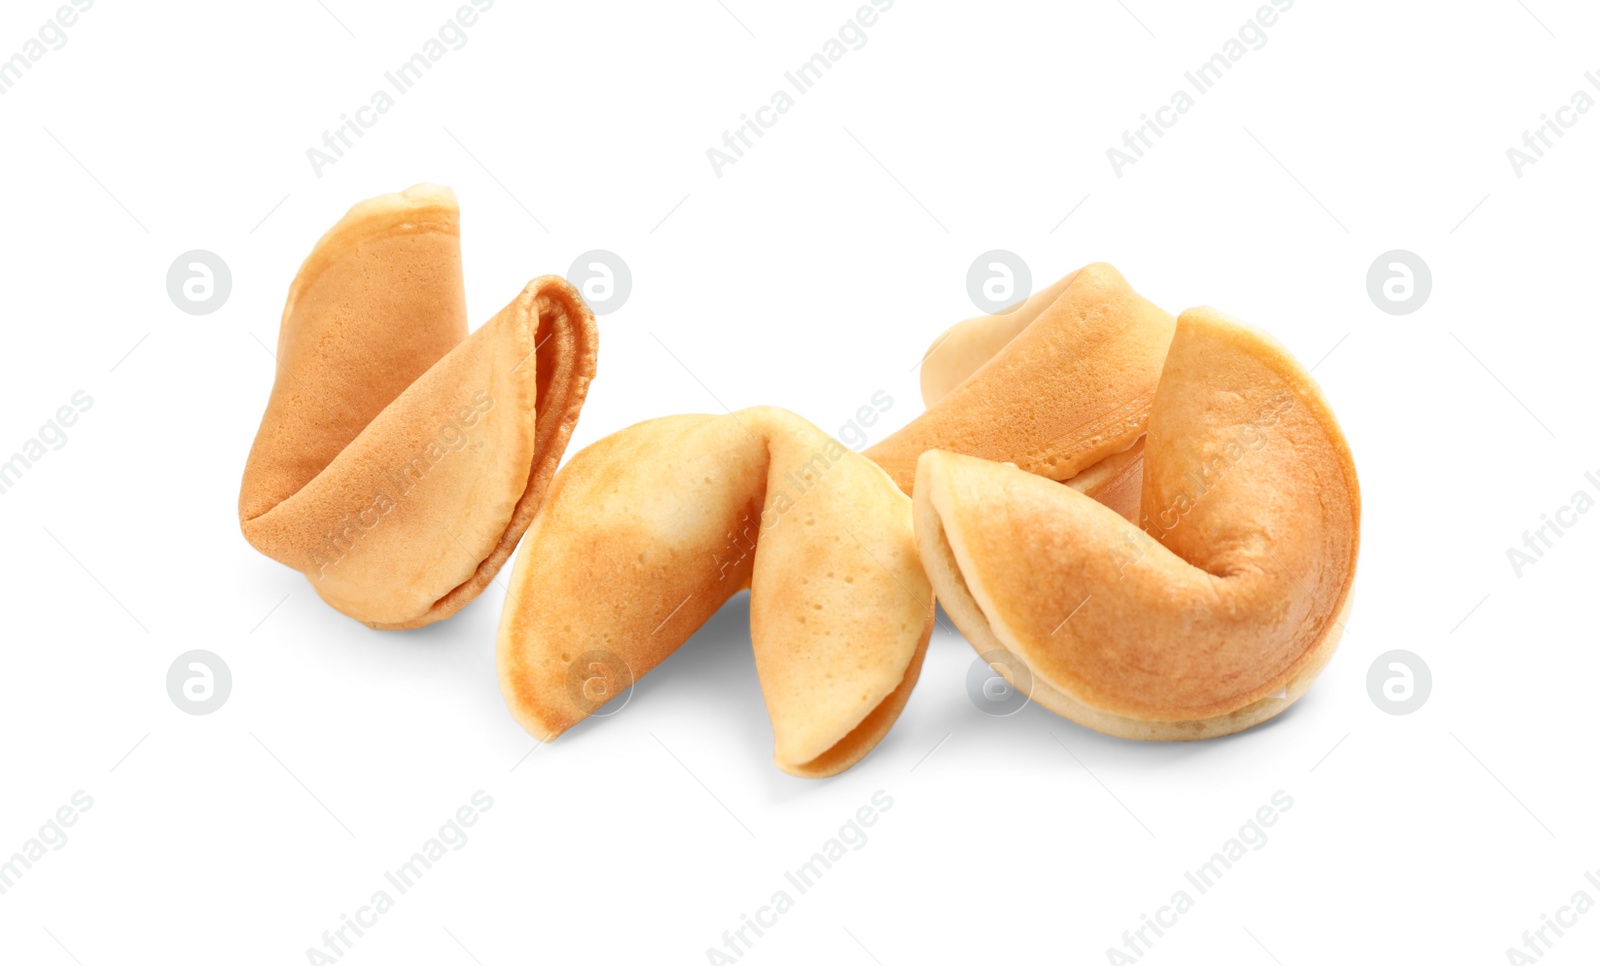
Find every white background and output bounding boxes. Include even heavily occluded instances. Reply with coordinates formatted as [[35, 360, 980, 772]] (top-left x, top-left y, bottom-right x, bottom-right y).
[[1, 1, 1596, 963]]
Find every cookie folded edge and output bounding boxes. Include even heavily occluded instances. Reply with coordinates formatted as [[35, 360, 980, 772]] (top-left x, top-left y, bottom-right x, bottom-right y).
[[239, 185, 598, 629], [867, 263, 1175, 519], [385, 275, 599, 630], [495, 407, 933, 777], [912, 307, 1359, 739]]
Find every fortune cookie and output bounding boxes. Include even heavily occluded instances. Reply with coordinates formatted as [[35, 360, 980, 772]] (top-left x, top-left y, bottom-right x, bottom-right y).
[[915, 308, 1359, 740], [866, 263, 1175, 520], [496, 406, 934, 777], [239, 185, 598, 629]]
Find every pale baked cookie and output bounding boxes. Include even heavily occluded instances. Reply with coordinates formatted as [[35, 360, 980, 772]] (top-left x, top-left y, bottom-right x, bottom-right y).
[[496, 406, 934, 777], [914, 307, 1359, 740], [239, 185, 598, 629], [866, 262, 1175, 520]]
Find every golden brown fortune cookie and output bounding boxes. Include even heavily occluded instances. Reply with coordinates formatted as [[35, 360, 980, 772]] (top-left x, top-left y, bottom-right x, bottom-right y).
[[238, 185, 598, 629], [865, 262, 1175, 520], [914, 307, 1360, 740], [496, 406, 934, 777]]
